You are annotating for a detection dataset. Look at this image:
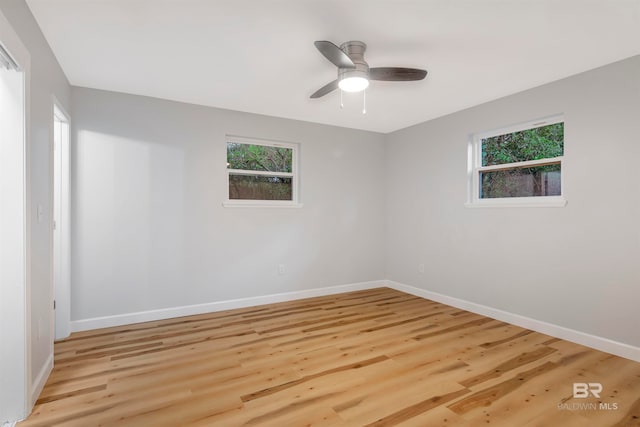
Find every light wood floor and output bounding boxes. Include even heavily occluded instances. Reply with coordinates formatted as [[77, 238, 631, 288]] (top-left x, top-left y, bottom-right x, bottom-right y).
[[19, 288, 640, 426]]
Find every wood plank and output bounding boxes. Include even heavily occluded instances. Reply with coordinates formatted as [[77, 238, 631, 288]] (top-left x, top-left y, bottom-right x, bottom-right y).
[[18, 287, 640, 427]]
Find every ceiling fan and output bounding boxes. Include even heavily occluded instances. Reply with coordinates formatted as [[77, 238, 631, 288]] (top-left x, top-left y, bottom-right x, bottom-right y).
[[310, 40, 427, 99]]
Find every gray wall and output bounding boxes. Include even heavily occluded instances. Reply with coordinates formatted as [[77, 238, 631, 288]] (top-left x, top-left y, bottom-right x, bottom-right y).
[[0, 0, 71, 397], [4, 1, 639, 413], [71, 57, 640, 351], [71, 87, 386, 320], [385, 55, 640, 347]]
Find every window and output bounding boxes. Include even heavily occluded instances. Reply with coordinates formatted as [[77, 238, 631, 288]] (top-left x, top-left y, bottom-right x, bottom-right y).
[[467, 115, 566, 207], [224, 136, 301, 207]]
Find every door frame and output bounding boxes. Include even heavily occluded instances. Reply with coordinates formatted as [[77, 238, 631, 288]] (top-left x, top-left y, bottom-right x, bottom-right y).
[[0, 8, 32, 423], [51, 97, 71, 340]]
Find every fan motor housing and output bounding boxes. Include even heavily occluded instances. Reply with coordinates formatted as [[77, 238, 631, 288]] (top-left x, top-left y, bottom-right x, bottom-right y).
[[338, 41, 369, 81]]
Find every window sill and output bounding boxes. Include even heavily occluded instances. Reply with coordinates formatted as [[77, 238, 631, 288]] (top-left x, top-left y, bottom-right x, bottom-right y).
[[465, 196, 567, 208], [222, 200, 304, 208]]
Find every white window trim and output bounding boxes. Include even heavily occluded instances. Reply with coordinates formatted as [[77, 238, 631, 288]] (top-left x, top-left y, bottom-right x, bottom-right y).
[[466, 115, 567, 208], [223, 135, 303, 208]]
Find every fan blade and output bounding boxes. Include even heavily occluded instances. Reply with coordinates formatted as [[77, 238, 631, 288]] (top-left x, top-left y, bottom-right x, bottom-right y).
[[369, 67, 427, 81], [314, 41, 355, 69], [310, 80, 339, 98]]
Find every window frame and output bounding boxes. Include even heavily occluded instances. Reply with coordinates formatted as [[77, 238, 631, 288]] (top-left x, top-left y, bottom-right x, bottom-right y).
[[466, 115, 567, 208], [223, 135, 302, 208]]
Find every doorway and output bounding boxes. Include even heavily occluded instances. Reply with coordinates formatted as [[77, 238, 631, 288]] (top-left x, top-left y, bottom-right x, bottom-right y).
[[0, 12, 30, 422], [53, 101, 71, 340]]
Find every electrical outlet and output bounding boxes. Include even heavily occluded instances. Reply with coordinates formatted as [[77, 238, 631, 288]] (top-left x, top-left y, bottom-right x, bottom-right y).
[[418, 263, 425, 274], [278, 264, 285, 276]]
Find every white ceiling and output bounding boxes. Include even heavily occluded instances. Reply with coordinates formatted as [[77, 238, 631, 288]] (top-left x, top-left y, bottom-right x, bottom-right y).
[[26, 0, 640, 133]]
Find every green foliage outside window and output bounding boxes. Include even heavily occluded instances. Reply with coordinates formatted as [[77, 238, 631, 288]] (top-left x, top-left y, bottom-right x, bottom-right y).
[[227, 142, 294, 201], [482, 123, 563, 166], [227, 143, 292, 173], [480, 123, 563, 198]]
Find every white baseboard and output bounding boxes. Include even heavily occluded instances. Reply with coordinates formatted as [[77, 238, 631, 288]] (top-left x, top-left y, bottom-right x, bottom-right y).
[[30, 352, 53, 407], [68, 278, 640, 363], [70, 280, 383, 332], [385, 280, 640, 363]]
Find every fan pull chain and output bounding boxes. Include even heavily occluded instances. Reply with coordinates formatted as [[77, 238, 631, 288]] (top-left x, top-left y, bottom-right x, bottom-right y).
[[340, 89, 344, 109], [362, 89, 366, 115]]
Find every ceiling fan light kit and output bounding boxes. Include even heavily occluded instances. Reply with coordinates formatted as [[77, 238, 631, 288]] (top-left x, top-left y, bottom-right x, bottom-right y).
[[336, 41, 369, 93], [339, 75, 369, 92], [311, 40, 428, 112]]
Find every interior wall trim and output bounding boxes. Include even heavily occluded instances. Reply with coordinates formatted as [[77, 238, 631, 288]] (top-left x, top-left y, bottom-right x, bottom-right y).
[[70, 280, 384, 332], [69, 279, 639, 362], [385, 280, 640, 363], [30, 353, 52, 409]]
